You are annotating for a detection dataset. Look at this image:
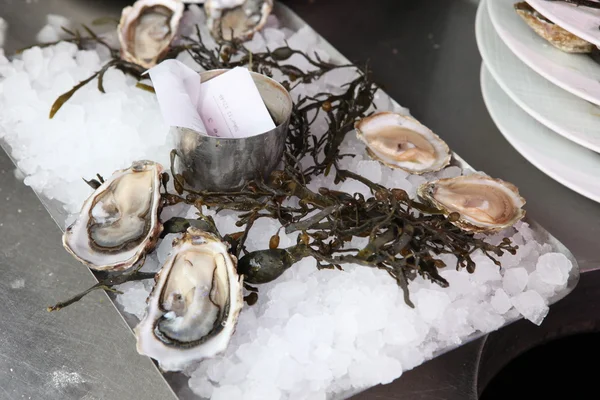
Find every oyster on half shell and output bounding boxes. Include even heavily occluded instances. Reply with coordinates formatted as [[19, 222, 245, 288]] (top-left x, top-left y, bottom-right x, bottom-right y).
[[418, 174, 526, 232], [355, 112, 451, 174], [205, 0, 273, 41], [135, 227, 243, 372], [118, 0, 185, 68], [62, 160, 163, 271], [514, 2, 594, 54]]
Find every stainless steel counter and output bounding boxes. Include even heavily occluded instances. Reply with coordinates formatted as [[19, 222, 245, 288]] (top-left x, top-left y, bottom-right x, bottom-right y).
[[1, 1, 598, 399]]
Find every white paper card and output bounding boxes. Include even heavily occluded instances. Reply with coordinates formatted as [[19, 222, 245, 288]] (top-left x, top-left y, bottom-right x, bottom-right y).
[[197, 67, 276, 138], [145, 59, 207, 134]]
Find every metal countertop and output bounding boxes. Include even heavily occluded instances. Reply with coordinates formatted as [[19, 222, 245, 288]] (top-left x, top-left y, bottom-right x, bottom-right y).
[[1, 0, 598, 399]]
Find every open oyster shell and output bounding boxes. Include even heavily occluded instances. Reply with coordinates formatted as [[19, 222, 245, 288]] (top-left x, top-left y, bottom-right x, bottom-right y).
[[62, 160, 163, 271], [514, 2, 594, 54], [118, 0, 185, 68], [205, 0, 273, 41], [355, 112, 451, 174], [135, 227, 243, 372], [418, 174, 526, 232]]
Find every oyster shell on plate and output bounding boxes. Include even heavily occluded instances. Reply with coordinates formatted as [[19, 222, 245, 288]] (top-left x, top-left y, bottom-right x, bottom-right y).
[[514, 1, 594, 54], [205, 0, 273, 41], [62, 160, 163, 271], [355, 112, 451, 174], [135, 227, 243, 372], [118, 0, 185, 68], [418, 174, 526, 232]]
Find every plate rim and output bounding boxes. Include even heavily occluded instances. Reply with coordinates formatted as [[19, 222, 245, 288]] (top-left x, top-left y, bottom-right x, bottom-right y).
[[480, 64, 600, 203], [487, 0, 600, 107], [476, 0, 600, 153]]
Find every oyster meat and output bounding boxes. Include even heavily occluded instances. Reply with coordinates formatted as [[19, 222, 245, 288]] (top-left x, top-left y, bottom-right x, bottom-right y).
[[63, 160, 163, 271], [118, 0, 185, 68], [418, 174, 526, 232], [355, 112, 451, 174], [514, 2, 594, 54], [205, 0, 273, 41], [135, 228, 243, 372]]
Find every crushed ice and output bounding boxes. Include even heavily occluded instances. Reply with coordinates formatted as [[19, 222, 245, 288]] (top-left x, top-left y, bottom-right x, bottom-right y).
[[0, 7, 574, 400]]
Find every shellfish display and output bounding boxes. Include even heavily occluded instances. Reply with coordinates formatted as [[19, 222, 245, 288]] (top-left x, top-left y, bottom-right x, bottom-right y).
[[135, 228, 243, 372], [205, 0, 273, 41], [355, 112, 451, 174], [418, 174, 526, 232], [118, 0, 185, 68], [514, 1, 594, 54], [9, 1, 584, 397], [62, 160, 164, 271]]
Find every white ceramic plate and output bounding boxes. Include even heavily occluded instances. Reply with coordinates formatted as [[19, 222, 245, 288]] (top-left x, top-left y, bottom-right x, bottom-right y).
[[476, 0, 600, 153], [480, 64, 600, 203], [488, 0, 600, 106], [527, 0, 600, 48]]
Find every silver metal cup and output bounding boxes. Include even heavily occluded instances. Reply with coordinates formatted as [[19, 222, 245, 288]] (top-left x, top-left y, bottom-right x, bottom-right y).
[[173, 69, 293, 192]]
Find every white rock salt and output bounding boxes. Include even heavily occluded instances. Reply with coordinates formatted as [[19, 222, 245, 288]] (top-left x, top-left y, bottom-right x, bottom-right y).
[[511, 290, 549, 325], [407, 174, 427, 189], [115, 281, 150, 320], [287, 25, 318, 53], [207, 358, 234, 382], [391, 346, 425, 371], [324, 67, 360, 92], [244, 32, 267, 53], [75, 50, 101, 70], [438, 252, 459, 269], [280, 27, 295, 39], [515, 221, 535, 242], [355, 160, 382, 183], [536, 252, 571, 286], [140, 254, 161, 274], [13, 167, 25, 181], [223, 362, 248, 384], [156, 234, 178, 265], [469, 303, 505, 333], [263, 28, 286, 49], [356, 331, 385, 356], [211, 385, 243, 400], [526, 271, 557, 299], [440, 270, 473, 296], [435, 306, 472, 344], [498, 244, 524, 268], [188, 375, 214, 399], [502, 267, 529, 296], [470, 255, 502, 284], [438, 166, 462, 179], [36, 25, 61, 44], [244, 382, 282, 400], [490, 288, 512, 314], [414, 289, 451, 323], [22, 47, 44, 79]]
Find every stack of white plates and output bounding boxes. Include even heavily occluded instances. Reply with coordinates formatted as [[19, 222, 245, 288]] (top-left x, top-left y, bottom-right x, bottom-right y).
[[476, 0, 600, 202]]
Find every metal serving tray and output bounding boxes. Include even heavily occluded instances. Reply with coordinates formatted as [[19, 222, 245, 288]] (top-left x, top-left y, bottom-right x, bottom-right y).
[[0, 3, 579, 399]]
